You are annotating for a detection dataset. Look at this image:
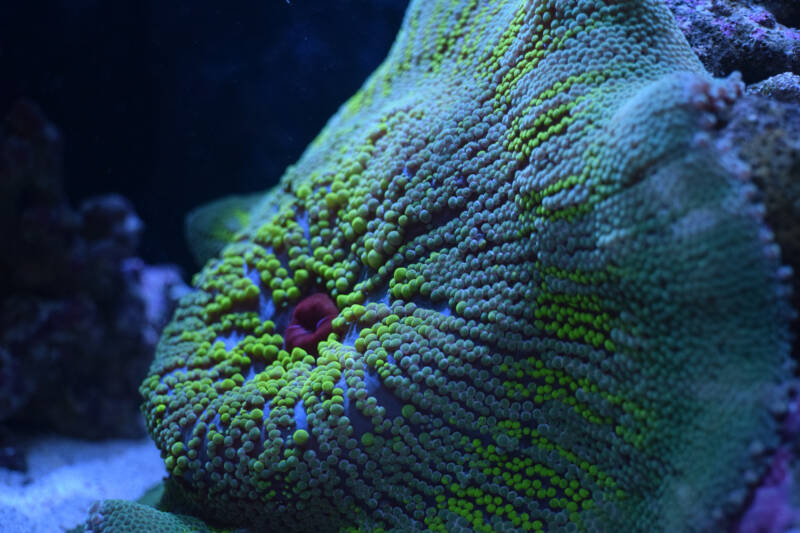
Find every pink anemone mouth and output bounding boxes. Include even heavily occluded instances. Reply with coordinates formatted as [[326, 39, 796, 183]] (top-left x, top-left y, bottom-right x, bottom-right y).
[[283, 293, 338, 356]]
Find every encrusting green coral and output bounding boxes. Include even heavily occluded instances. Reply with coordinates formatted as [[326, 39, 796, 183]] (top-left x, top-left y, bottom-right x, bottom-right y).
[[81, 499, 215, 533], [87, 0, 796, 531]]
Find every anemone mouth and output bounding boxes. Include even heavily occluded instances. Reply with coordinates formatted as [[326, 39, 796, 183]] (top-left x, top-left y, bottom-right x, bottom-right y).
[[283, 292, 338, 356]]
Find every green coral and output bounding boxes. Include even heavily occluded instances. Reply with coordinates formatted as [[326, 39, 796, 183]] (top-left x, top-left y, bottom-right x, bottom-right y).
[[97, 0, 794, 531], [80, 499, 215, 533]]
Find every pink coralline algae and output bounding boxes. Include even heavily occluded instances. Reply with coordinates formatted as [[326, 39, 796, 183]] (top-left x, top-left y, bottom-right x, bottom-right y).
[[738, 448, 796, 533], [738, 384, 800, 533], [665, 0, 800, 82]]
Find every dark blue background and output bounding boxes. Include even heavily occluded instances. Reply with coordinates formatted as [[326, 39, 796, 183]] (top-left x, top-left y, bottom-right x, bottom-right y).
[[1, 0, 408, 272]]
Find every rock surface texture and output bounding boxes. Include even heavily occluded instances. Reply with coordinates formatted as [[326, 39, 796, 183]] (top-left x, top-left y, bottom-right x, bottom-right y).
[[664, 0, 800, 82], [0, 100, 187, 440]]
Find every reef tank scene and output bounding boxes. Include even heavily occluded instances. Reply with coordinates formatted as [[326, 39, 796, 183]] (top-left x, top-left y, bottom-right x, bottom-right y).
[[2, 0, 800, 532]]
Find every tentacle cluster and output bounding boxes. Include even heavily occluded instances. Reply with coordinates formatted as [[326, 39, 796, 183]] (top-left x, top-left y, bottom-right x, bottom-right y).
[[139, 1, 793, 531]]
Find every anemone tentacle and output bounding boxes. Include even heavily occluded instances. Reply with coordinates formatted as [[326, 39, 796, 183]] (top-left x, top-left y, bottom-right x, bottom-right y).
[[136, 1, 793, 531]]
